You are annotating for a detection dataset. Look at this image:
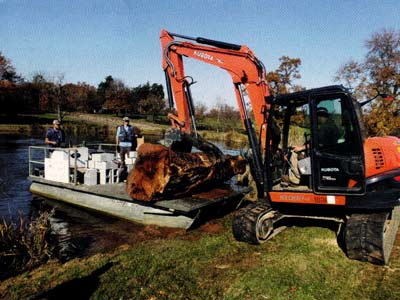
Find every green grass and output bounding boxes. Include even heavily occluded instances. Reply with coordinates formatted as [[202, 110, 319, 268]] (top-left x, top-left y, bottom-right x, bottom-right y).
[[1, 214, 399, 300]]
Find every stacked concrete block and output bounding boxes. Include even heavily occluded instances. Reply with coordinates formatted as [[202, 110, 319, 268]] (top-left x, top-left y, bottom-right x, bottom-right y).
[[129, 151, 138, 158], [124, 157, 136, 165], [69, 147, 89, 168], [44, 152, 70, 183], [86, 153, 120, 184], [84, 168, 98, 185], [87, 160, 96, 169], [50, 150, 69, 160], [91, 153, 115, 162], [114, 152, 136, 180], [99, 168, 119, 184], [95, 160, 118, 170]]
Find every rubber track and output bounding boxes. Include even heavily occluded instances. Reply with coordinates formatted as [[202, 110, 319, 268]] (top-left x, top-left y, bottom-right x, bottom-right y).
[[232, 203, 271, 244], [345, 207, 400, 265]]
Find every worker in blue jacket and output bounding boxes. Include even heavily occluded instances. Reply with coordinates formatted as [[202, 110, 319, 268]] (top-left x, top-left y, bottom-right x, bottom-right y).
[[116, 116, 137, 167], [45, 119, 65, 148]]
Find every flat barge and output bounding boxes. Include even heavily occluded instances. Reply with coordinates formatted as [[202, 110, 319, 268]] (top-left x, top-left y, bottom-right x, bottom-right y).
[[28, 145, 249, 228]]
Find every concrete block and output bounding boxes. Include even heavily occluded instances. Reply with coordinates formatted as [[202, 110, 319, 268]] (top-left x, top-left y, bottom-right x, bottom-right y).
[[91, 153, 115, 162], [88, 160, 95, 169], [99, 168, 119, 184], [95, 161, 118, 170], [75, 147, 89, 161], [125, 157, 136, 165], [69, 155, 87, 168], [50, 150, 69, 161], [84, 168, 98, 185], [128, 151, 138, 158], [50, 149, 88, 168], [44, 157, 69, 183], [69, 147, 89, 168]]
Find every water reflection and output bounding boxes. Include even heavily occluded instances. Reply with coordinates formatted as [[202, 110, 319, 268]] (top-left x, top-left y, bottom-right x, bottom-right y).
[[0, 137, 42, 218]]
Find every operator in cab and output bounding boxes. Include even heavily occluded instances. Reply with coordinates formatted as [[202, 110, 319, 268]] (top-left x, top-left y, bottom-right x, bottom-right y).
[[288, 107, 340, 185]]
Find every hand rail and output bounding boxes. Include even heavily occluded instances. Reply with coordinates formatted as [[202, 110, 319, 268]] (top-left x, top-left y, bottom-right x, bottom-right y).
[[28, 144, 120, 184]]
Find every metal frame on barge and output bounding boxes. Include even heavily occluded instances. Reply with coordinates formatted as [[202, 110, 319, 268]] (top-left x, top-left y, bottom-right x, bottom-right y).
[[28, 145, 250, 229]]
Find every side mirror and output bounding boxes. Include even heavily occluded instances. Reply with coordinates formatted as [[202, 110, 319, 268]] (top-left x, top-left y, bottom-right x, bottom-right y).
[[360, 92, 394, 107]]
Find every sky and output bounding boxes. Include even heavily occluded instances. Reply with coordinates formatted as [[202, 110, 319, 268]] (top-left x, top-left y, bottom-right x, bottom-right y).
[[1, 0, 399, 108]]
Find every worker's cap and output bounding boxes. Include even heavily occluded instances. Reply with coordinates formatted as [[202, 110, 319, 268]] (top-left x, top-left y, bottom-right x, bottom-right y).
[[123, 116, 129, 121], [53, 119, 61, 125], [316, 107, 329, 117]]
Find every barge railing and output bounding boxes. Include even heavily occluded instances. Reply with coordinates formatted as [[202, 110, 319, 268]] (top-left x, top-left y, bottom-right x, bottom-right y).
[[28, 144, 118, 185]]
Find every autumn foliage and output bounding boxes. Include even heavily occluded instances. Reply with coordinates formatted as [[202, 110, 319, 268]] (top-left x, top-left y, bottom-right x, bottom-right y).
[[1, 52, 167, 117], [335, 28, 400, 136]]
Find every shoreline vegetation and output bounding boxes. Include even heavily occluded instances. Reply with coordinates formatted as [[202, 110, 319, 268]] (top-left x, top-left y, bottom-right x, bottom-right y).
[[0, 112, 249, 145], [1, 113, 400, 299], [0, 211, 54, 281]]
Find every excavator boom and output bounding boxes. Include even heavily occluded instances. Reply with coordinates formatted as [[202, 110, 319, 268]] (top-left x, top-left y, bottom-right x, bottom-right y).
[[161, 29, 273, 190], [161, 29, 270, 140]]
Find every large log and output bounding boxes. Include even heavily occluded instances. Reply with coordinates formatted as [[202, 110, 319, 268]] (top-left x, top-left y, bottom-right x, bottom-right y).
[[126, 143, 246, 201]]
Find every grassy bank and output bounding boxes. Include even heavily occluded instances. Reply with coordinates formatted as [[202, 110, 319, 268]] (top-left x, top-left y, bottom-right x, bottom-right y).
[[66, 113, 249, 144], [1, 213, 399, 300], [0, 113, 249, 145]]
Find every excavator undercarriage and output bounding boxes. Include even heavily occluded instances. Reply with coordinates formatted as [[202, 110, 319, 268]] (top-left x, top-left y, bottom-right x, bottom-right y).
[[233, 202, 400, 265]]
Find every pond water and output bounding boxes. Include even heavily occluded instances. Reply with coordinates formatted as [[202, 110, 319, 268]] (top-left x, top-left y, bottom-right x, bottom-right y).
[[0, 134, 245, 261]]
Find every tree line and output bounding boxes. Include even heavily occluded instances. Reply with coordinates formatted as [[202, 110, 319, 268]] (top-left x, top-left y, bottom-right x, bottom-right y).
[[0, 28, 399, 135], [0, 66, 167, 120]]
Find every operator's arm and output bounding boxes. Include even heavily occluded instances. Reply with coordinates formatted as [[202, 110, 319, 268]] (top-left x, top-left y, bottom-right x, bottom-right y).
[[45, 129, 57, 146], [293, 145, 306, 152], [45, 137, 57, 146]]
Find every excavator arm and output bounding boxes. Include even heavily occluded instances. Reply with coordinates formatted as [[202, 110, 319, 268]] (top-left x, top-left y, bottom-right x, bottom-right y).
[[161, 29, 272, 193], [161, 29, 270, 137]]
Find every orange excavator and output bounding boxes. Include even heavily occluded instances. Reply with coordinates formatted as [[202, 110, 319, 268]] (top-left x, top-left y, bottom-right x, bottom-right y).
[[160, 29, 400, 264]]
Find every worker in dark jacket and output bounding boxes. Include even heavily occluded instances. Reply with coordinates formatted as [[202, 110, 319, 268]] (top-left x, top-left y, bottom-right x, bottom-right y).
[[116, 116, 137, 167], [45, 119, 65, 148]]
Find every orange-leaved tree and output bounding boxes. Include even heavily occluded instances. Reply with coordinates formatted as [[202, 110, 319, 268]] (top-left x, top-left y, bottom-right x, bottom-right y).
[[335, 28, 400, 136]]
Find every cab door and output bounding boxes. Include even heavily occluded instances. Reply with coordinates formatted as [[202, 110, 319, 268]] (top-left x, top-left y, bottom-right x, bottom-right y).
[[310, 92, 366, 195]]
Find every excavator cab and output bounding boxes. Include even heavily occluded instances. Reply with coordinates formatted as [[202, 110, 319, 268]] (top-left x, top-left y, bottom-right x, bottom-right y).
[[234, 85, 399, 265], [265, 85, 366, 197]]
